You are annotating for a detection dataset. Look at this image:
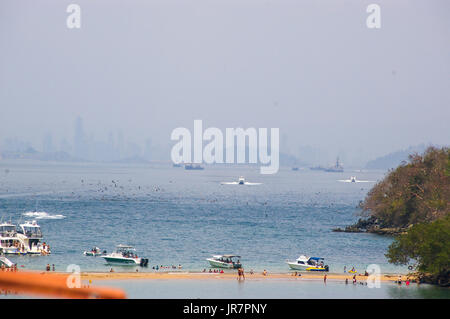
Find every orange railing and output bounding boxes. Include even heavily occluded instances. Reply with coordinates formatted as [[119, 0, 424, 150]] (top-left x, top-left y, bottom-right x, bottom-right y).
[[0, 270, 126, 299]]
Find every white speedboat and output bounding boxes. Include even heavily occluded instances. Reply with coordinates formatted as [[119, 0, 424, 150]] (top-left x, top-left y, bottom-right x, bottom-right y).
[[206, 255, 242, 269], [102, 245, 148, 266], [338, 177, 374, 183], [286, 255, 329, 272], [83, 247, 105, 256], [16, 220, 50, 255], [0, 222, 27, 255], [221, 177, 261, 186]]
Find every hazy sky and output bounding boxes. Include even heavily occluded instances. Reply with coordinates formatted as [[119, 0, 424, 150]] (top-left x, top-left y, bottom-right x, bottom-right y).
[[1, 0, 449, 164]]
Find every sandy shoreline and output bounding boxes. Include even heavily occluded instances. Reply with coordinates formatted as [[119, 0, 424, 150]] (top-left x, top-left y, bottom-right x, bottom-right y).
[[79, 271, 411, 282]]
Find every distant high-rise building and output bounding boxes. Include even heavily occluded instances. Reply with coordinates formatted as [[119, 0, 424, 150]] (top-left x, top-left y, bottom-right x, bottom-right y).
[[60, 138, 71, 154], [144, 138, 152, 160], [117, 131, 124, 159], [73, 116, 86, 158], [43, 132, 54, 153]]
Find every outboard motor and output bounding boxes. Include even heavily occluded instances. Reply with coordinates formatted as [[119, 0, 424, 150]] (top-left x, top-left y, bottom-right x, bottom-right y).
[[325, 265, 329, 272], [140, 258, 149, 267]]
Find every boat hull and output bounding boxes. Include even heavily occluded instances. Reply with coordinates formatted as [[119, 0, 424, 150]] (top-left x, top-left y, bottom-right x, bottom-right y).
[[287, 262, 328, 272], [287, 262, 309, 271], [103, 256, 140, 265], [207, 258, 241, 269]]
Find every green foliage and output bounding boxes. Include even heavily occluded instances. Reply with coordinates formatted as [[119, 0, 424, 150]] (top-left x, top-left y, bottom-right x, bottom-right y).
[[386, 215, 450, 280], [362, 147, 450, 228]]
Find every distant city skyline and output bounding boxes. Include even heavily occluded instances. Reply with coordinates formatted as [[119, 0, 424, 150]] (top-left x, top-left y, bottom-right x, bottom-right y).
[[0, 115, 441, 168], [1, 1, 449, 167]]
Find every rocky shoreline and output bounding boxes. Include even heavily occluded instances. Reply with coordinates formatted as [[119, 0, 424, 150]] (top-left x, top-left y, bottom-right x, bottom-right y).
[[332, 216, 409, 235]]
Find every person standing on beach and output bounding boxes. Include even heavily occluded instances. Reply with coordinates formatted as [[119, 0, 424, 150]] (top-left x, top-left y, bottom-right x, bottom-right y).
[[324, 274, 327, 283], [352, 275, 356, 284], [237, 268, 244, 280]]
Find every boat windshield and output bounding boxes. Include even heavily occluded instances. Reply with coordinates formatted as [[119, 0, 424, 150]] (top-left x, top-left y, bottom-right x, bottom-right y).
[[218, 256, 240, 263], [0, 225, 16, 236], [22, 226, 42, 237], [116, 246, 136, 257], [120, 250, 137, 258]]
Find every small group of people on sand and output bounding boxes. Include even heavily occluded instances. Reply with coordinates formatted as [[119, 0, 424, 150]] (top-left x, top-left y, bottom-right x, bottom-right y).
[[202, 268, 225, 273], [1, 263, 18, 272], [45, 264, 55, 271], [152, 264, 182, 270]]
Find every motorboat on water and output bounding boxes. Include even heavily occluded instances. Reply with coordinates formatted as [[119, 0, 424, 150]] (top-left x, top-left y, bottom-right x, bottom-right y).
[[221, 177, 261, 186], [286, 255, 329, 272], [206, 255, 242, 269], [185, 163, 204, 170], [16, 220, 50, 255], [0, 222, 27, 255], [83, 247, 106, 256], [102, 245, 148, 266], [338, 176, 373, 183]]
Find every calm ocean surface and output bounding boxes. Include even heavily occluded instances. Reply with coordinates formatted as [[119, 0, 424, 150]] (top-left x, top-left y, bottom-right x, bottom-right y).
[[0, 160, 415, 274], [99, 278, 449, 299]]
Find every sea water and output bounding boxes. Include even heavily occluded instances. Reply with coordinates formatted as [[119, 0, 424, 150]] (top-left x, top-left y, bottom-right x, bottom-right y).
[[97, 278, 450, 299], [0, 160, 408, 274]]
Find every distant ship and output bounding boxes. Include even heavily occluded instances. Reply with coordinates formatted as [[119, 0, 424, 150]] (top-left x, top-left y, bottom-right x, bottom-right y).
[[309, 166, 326, 171], [324, 157, 344, 173], [184, 163, 204, 170]]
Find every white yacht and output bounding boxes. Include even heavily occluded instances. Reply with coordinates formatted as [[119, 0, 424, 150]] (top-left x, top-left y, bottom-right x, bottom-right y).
[[16, 220, 50, 255], [206, 255, 242, 269], [286, 255, 329, 272], [0, 222, 26, 255], [238, 176, 245, 185], [102, 245, 148, 266]]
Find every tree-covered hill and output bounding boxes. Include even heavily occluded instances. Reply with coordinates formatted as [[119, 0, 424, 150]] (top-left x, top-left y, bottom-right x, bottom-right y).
[[334, 147, 449, 234], [362, 146, 449, 228]]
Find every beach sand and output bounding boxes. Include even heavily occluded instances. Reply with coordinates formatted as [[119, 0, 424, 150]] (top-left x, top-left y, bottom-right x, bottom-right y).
[[79, 271, 411, 282]]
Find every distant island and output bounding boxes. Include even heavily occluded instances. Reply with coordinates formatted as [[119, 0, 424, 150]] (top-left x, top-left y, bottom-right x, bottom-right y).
[[365, 144, 431, 170]]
